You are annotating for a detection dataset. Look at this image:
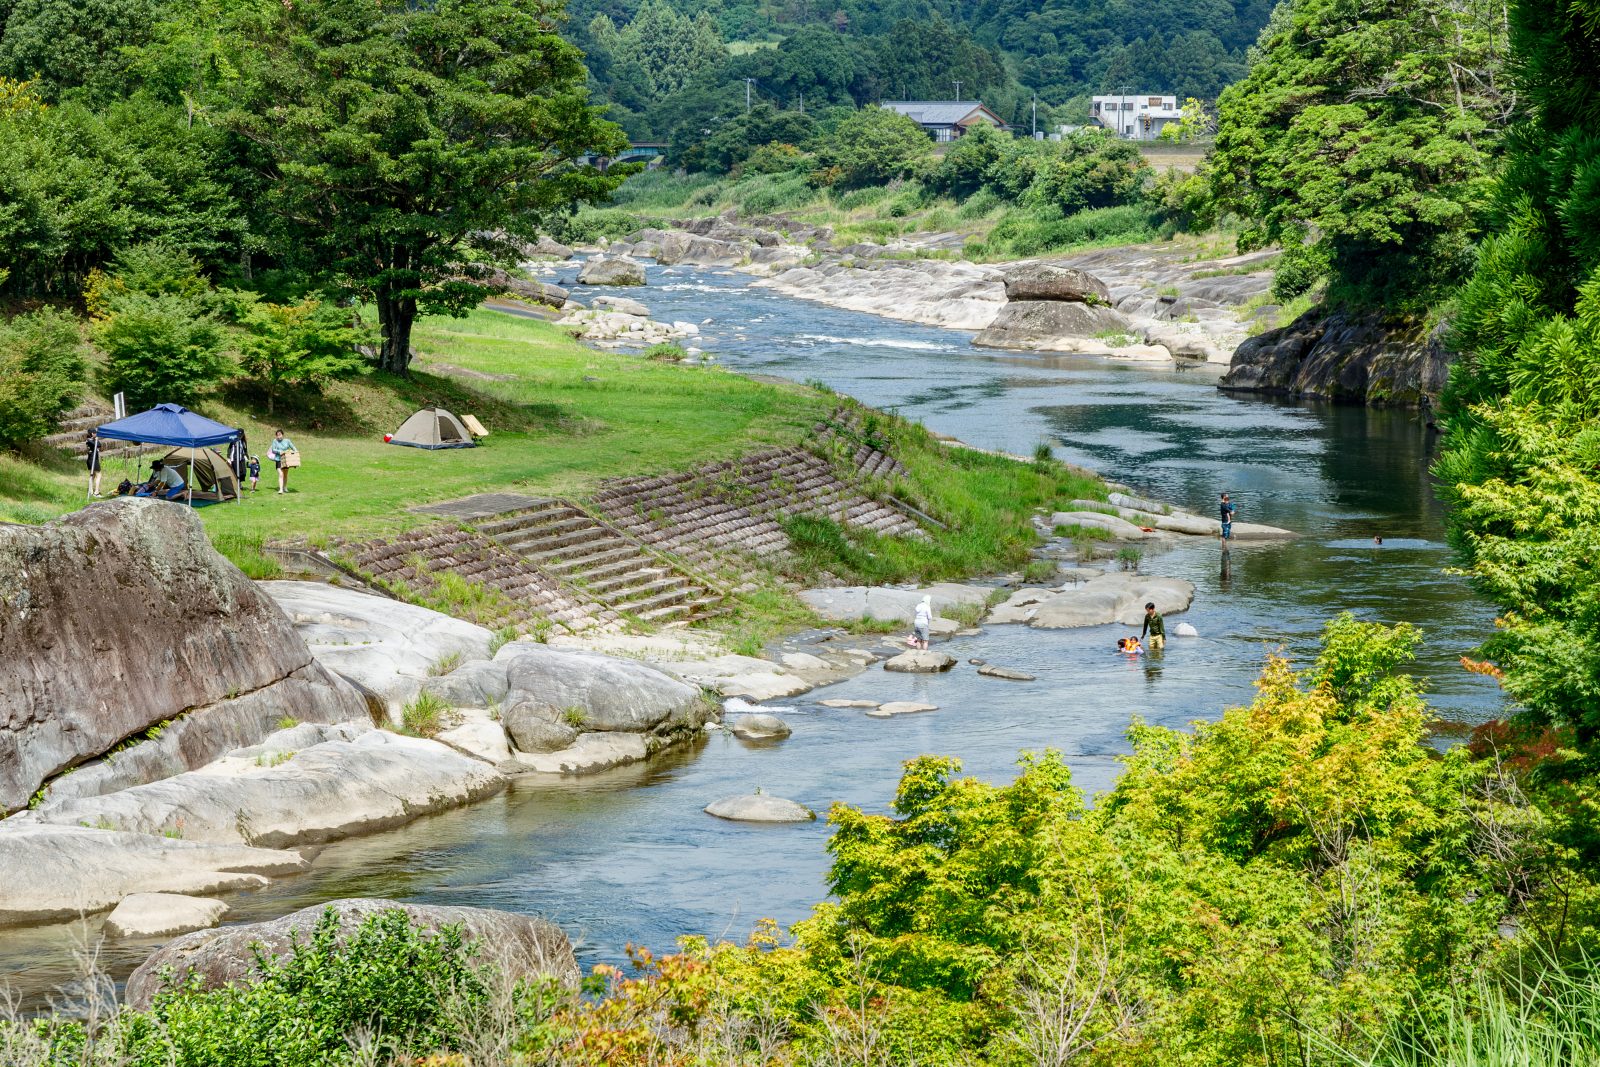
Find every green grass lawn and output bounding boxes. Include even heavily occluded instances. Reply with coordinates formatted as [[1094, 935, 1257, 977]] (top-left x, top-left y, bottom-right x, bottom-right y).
[[0, 309, 831, 547]]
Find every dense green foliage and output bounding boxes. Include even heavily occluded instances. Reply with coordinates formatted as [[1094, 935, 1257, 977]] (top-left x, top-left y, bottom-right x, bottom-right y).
[[1210, 0, 1512, 307], [0, 306, 86, 448], [1435, 0, 1600, 737]]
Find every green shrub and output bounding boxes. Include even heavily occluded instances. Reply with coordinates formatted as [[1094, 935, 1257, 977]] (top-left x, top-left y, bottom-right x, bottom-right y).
[[957, 187, 1003, 220], [558, 208, 654, 244], [0, 307, 87, 448], [644, 342, 688, 361], [95, 292, 228, 410], [833, 184, 894, 210], [734, 172, 815, 214], [401, 690, 451, 737]]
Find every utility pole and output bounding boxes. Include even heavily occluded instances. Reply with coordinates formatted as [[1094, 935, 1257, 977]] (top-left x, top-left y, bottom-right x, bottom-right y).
[[745, 78, 754, 112], [1031, 95, 1037, 137], [953, 80, 962, 102], [1117, 84, 1133, 138]]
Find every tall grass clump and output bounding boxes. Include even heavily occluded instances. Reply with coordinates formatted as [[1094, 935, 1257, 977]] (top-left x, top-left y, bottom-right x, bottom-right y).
[[734, 172, 816, 214], [985, 203, 1159, 259], [957, 187, 1004, 220], [557, 208, 657, 244], [832, 185, 895, 210], [609, 170, 723, 211], [212, 531, 283, 579]]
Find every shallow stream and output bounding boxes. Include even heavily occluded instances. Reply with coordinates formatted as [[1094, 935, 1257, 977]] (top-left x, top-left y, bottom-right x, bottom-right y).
[[0, 262, 1503, 1002]]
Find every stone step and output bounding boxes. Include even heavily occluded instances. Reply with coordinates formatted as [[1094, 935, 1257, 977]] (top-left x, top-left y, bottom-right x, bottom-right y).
[[609, 579, 695, 615], [497, 523, 611, 555], [522, 539, 636, 572], [582, 566, 669, 596], [482, 511, 589, 541], [571, 553, 663, 585], [475, 503, 573, 537], [636, 603, 694, 624]]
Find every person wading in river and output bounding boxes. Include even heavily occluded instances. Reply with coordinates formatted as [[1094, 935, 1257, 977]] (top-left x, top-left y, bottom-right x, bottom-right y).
[[1219, 492, 1236, 541], [1140, 602, 1166, 650]]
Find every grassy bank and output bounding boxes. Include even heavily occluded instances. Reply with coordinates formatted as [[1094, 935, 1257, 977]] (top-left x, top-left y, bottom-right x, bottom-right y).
[[0, 306, 1106, 638]]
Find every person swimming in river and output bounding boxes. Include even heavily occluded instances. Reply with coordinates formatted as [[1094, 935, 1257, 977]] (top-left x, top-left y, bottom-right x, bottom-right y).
[[1117, 636, 1143, 655]]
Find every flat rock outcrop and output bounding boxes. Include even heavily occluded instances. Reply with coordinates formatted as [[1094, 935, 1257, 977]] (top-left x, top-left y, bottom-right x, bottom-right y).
[[867, 701, 938, 718], [656, 232, 748, 267], [0, 500, 365, 816], [799, 583, 990, 623], [704, 794, 814, 822], [1024, 575, 1195, 630], [497, 642, 708, 736], [126, 898, 578, 1010], [0, 823, 306, 926], [264, 581, 492, 720], [103, 893, 227, 939], [1221, 308, 1450, 408], [884, 650, 957, 673], [23, 727, 506, 848]]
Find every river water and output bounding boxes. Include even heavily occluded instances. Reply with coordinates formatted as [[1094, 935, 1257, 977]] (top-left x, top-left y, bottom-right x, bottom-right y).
[[0, 262, 1503, 1003]]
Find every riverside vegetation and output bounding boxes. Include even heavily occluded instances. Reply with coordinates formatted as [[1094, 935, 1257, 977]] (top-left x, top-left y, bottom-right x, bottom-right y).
[[4, 0, 1600, 1058]]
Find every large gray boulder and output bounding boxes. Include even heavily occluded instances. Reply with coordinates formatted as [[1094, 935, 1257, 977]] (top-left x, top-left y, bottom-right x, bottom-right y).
[[24, 729, 507, 848], [265, 582, 493, 720], [0, 822, 307, 926], [704, 794, 814, 823], [1221, 308, 1451, 408], [1003, 263, 1112, 304], [730, 713, 791, 741], [0, 500, 368, 817], [973, 300, 1134, 351], [485, 269, 568, 309], [103, 893, 228, 940], [884, 650, 957, 673], [499, 643, 710, 736], [798, 584, 990, 623], [420, 658, 512, 709], [126, 898, 579, 1010], [501, 704, 581, 753], [657, 232, 747, 267], [577, 255, 646, 286], [1027, 575, 1195, 630]]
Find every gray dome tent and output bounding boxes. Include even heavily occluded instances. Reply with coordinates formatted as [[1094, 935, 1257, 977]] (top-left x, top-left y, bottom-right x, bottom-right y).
[[389, 406, 476, 450]]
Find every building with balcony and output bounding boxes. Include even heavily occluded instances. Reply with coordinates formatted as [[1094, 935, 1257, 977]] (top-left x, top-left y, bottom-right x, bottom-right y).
[[1090, 94, 1183, 140]]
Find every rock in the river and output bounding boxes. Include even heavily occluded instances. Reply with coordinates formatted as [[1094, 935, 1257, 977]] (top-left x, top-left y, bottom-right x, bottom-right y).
[[501, 704, 581, 754], [577, 255, 646, 286], [1003, 263, 1112, 304], [527, 236, 575, 260], [978, 664, 1036, 681], [1221, 308, 1450, 408], [1050, 510, 1150, 540], [1174, 622, 1199, 637], [819, 699, 879, 708], [126, 898, 578, 1010], [499, 643, 709, 737], [972, 300, 1136, 352], [265, 581, 492, 721], [657, 654, 813, 701], [104, 893, 227, 940], [24, 729, 506, 848], [884, 650, 956, 673], [0, 823, 306, 926], [0, 500, 369, 816], [657, 232, 748, 267], [485, 269, 568, 309], [867, 701, 938, 718], [730, 714, 792, 741], [1027, 575, 1195, 630], [591, 294, 650, 317], [515, 732, 649, 774], [704, 794, 814, 823]]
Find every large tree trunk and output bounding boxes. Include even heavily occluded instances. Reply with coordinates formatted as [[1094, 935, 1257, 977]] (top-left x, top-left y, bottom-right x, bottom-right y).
[[377, 291, 417, 375]]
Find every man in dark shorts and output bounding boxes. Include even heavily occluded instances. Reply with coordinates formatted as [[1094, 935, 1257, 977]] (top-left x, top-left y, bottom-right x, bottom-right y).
[[1219, 492, 1235, 540], [1140, 602, 1166, 650]]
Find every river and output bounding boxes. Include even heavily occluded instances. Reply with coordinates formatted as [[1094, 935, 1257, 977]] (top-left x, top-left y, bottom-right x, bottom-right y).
[[0, 262, 1503, 1004]]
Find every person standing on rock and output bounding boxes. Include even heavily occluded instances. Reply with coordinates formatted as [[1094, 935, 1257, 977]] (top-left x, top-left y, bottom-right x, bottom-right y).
[[1219, 492, 1236, 541], [268, 429, 297, 494], [1140, 602, 1166, 651], [912, 595, 933, 650], [84, 427, 103, 498]]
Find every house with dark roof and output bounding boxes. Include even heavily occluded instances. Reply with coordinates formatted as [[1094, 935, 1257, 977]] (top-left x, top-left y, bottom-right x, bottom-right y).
[[880, 101, 1006, 142]]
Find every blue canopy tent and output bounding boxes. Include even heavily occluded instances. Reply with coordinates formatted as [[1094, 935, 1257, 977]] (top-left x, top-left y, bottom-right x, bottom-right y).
[[95, 404, 244, 506]]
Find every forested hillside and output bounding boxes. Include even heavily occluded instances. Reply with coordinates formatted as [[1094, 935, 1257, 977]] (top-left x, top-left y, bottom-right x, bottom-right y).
[[566, 0, 1271, 147]]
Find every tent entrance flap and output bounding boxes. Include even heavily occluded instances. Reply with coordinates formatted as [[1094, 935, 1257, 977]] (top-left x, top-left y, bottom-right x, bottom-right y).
[[158, 447, 240, 502], [389, 406, 476, 450]]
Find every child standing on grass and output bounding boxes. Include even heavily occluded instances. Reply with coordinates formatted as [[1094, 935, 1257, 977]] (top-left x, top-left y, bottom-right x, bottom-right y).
[[247, 455, 261, 492]]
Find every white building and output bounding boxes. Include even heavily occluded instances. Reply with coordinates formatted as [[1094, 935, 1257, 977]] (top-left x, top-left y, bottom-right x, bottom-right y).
[[1089, 94, 1182, 140]]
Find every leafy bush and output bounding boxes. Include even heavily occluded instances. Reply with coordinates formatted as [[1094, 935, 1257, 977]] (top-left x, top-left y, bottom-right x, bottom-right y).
[[813, 106, 931, 189], [734, 171, 814, 214], [94, 291, 227, 410], [557, 208, 654, 244], [1026, 129, 1150, 214], [0, 307, 87, 448], [237, 297, 369, 414], [986, 203, 1158, 258]]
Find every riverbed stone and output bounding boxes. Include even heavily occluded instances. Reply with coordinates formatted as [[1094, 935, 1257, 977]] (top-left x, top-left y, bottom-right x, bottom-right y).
[[819, 699, 879, 708], [657, 654, 812, 700], [499, 643, 707, 736], [1174, 622, 1200, 637], [126, 898, 579, 1009], [704, 794, 814, 823], [1026, 575, 1196, 630], [502, 705, 581, 754], [516, 732, 649, 774], [657, 232, 748, 267], [265, 581, 493, 721], [436, 719, 514, 765], [730, 714, 792, 741], [972, 300, 1133, 352], [0, 501, 373, 817], [23, 730, 507, 849], [867, 701, 938, 718], [798, 583, 990, 623], [577, 255, 646, 285], [1003, 263, 1112, 304], [884, 650, 956, 673], [978, 664, 1036, 681], [591, 294, 650, 317], [420, 658, 512, 710], [0, 823, 306, 926], [104, 893, 228, 940], [1050, 510, 1151, 540]]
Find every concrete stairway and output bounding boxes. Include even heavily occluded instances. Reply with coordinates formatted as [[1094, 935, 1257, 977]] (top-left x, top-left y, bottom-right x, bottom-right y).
[[473, 500, 722, 626], [346, 525, 618, 633], [43, 403, 151, 461]]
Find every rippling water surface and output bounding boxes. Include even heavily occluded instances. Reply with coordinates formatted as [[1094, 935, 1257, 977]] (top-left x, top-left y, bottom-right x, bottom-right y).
[[0, 262, 1502, 1002]]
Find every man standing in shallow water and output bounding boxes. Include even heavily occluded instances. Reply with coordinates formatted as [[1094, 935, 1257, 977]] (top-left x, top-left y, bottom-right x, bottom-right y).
[[1219, 492, 1235, 541]]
